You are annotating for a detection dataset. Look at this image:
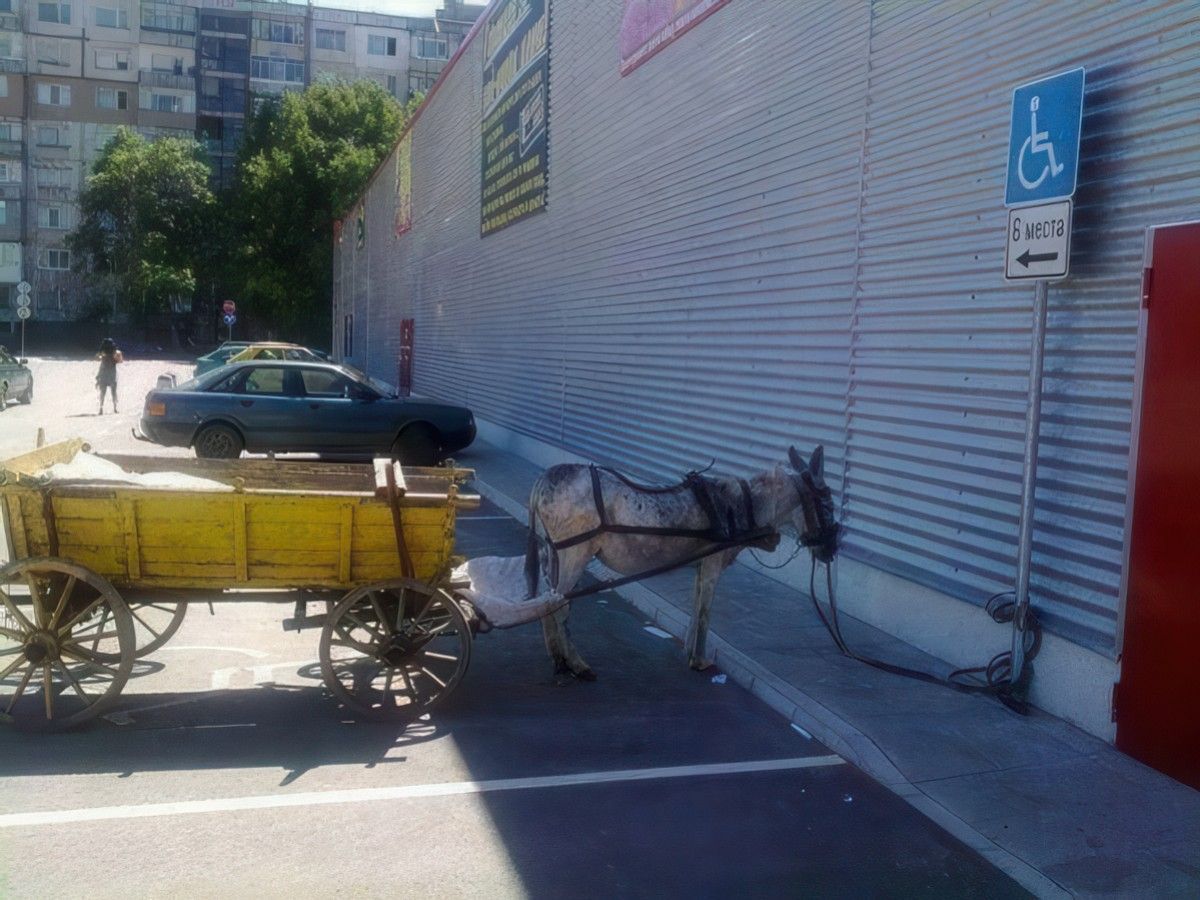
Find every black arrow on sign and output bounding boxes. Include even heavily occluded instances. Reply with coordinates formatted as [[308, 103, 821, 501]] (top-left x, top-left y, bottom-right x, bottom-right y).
[[1017, 250, 1058, 267]]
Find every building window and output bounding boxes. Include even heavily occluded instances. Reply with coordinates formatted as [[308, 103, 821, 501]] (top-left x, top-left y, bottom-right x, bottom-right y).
[[0, 243, 20, 268], [0, 36, 13, 59], [0, 161, 19, 182], [0, 122, 19, 141], [368, 35, 397, 57], [0, 200, 7, 225], [96, 87, 128, 110], [36, 125, 67, 146], [95, 49, 130, 70], [387, 74, 398, 96], [415, 34, 448, 60], [36, 39, 67, 66], [39, 248, 70, 270], [253, 20, 303, 45], [151, 53, 183, 73], [250, 56, 303, 83], [0, 76, 7, 99], [95, 4, 128, 29], [315, 28, 346, 52], [36, 288, 62, 312], [141, 3, 192, 33], [36, 83, 71, 106], [0, 0, 12, 12], [38, 204, 66, 229], [38, 3, 71, 25], [35, 166, 70, 187], [140, 89, 193, 114]]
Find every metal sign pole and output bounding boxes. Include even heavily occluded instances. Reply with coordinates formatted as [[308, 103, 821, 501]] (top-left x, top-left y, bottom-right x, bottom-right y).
[[1010, 279, 1049, 685], [20, 316, 25, 358]]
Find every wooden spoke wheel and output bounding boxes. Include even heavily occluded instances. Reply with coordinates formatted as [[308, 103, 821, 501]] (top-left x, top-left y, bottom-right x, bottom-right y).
[[320, 579, 471, 721], [95, 595, 187, 660], [0, 558, 135, 731]]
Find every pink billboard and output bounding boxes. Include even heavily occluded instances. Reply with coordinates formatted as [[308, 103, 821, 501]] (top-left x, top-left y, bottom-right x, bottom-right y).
[[619, 0, 732, 75]]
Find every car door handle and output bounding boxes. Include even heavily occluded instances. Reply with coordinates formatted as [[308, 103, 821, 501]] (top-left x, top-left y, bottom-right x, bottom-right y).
[[309, 403, 320, 410], [240, 399, 254, 407]]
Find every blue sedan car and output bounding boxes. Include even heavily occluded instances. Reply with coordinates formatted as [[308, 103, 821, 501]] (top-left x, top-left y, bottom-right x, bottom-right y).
[[139, 360, 475, 464]]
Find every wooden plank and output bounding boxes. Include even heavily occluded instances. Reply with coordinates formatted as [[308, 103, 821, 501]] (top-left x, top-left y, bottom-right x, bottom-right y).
[[139, 562, 238, 580], [53, 545, 127, 576], [132, 495, 234, 525], [246, 549, 339, 567], [53, 518, 136, 548], [43, 495, 117, 522], [138, 523, 235, 550], [4, 493, 29, 559], [339, 504, 353, 584], [246, 563, 340, 582], [351, 524, 449, 555], [234, 495, 248, 582], [245, 497, 345, 525], [121, 499, 140, 580], [140, 546, 237, 566], [246, 521, 340, 551]]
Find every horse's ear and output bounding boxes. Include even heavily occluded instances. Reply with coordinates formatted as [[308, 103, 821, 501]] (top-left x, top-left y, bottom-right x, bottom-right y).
[[788, 445, 807, 473], [809, 445, 824, 480]]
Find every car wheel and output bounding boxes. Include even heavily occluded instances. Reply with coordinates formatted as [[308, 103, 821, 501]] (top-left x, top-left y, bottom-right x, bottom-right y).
[[391, 424, 441, 467], [17, 383, 31, 404], [194, 424, 244, 459], [0, 382, 7, 411]]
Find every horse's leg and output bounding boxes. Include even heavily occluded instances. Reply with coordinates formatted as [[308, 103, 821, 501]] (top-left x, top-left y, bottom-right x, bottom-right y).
[[540, 545, 597, 682], [685, 554, 723, 670]]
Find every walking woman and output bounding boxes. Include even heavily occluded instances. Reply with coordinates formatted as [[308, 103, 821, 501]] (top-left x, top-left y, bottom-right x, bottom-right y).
[[96, 337, 122, 414]]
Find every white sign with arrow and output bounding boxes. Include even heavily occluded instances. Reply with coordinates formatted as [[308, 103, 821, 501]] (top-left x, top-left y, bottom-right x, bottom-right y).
[[1005, 199, 1071, 281]]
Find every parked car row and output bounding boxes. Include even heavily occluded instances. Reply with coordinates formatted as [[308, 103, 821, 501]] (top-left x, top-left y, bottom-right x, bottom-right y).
[[0, 346, 33, 409]]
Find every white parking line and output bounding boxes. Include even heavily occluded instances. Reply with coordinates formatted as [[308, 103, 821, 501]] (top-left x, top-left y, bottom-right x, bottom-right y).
[[0, 755, 844, 829]]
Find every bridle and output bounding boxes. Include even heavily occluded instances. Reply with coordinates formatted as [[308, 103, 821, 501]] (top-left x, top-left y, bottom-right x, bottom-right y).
[[791, 470, 841, 564]]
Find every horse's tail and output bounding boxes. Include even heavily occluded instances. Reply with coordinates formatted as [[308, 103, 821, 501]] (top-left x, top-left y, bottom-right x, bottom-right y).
[[524, 482, 542, 599]]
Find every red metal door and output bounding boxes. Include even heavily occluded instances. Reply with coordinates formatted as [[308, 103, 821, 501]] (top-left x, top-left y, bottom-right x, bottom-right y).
[[397, 318, 414, 398], [1117, 221, 1200, 789]]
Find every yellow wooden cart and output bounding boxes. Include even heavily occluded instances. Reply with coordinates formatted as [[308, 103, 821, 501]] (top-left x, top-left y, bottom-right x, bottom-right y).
[[0, 439, 479, 730]]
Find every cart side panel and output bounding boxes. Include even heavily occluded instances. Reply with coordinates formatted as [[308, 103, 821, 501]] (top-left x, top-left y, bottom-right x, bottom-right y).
[[131, 493, 237, 581], [349, 502, 455, 582], [45, 491, 130, 581]]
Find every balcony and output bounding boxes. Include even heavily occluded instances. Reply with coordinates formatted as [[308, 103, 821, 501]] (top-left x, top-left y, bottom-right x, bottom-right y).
[[0, 56, 25, 74], [0, 12, 21, 32], [140, 68, 195, 90], [0, 139, 22, 156]]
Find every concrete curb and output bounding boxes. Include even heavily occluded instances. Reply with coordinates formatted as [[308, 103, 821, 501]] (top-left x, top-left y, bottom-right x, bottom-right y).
[[473, 476, 1070, 899]]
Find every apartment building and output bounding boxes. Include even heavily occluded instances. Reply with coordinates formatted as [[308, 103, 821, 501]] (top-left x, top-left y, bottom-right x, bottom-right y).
[[0, 0, 482, 324]]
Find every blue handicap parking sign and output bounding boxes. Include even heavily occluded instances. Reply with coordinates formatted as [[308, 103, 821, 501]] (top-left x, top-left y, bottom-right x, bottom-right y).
[[1005, 67, 1085, 206], [223, 313, 236, 326]]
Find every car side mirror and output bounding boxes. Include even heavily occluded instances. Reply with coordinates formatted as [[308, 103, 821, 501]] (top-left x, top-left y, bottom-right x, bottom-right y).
[[19, 358, 27, 364]]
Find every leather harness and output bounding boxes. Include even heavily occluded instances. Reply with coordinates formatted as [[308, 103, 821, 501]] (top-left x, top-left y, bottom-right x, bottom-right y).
[[548, 465, 774, 553]]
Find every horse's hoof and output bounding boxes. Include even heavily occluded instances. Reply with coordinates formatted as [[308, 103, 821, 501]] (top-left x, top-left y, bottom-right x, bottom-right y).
[[574, 667, 598, 682]]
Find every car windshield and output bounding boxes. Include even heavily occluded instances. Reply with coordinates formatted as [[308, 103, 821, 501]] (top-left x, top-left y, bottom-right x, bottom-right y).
[[0, 349, 13, 365], [341, 363, 397, 398]]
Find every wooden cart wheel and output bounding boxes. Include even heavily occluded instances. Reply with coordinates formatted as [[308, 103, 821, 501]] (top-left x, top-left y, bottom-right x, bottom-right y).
[[0, 558, 135, 731], [319, 579, 471, 721], [92, 597, 187, 660]]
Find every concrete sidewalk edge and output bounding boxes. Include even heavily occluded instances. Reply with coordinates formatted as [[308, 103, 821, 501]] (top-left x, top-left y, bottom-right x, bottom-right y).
[[473, 475, 1070, 899]]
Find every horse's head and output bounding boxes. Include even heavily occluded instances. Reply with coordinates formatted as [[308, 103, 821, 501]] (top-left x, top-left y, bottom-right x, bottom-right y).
[[787, 445, 841, 564]]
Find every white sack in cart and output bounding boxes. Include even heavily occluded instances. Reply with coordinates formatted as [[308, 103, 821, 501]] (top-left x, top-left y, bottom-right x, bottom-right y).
[[451, 555, 566, 630], [40, 453, 233, 492]]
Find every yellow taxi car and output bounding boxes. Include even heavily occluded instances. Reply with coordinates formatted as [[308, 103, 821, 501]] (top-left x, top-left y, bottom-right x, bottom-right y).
[[225, 343, 325, 365]]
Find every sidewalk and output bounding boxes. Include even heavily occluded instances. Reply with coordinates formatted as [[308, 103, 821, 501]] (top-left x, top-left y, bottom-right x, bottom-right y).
[[459, 438, 1200, 899]]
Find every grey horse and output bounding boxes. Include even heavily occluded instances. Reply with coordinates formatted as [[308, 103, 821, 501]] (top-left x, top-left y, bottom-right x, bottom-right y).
[[524, 445, 840, 680]]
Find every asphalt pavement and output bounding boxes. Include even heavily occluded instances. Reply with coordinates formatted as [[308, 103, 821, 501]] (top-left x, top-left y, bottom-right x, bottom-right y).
[[0, 357, 1029, 897]]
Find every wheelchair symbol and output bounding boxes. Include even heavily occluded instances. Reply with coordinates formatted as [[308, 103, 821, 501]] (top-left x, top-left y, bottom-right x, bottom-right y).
[[1017, 95, 1065, 190]]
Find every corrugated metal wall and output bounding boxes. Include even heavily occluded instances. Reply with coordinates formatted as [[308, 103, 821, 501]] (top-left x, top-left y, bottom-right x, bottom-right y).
[[846, 0, 1200, 652], [339, 0, 1200, 656]]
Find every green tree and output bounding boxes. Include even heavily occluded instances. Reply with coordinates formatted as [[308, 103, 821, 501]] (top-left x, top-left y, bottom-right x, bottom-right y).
[[68, 128, 215, 320], [230, 78, 419, 343]]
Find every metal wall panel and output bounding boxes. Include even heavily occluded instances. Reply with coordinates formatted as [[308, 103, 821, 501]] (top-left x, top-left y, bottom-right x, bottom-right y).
[[846, 0, 1200, 652], [347, 0, 868, 492], [339, 0, 1200, 656]]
